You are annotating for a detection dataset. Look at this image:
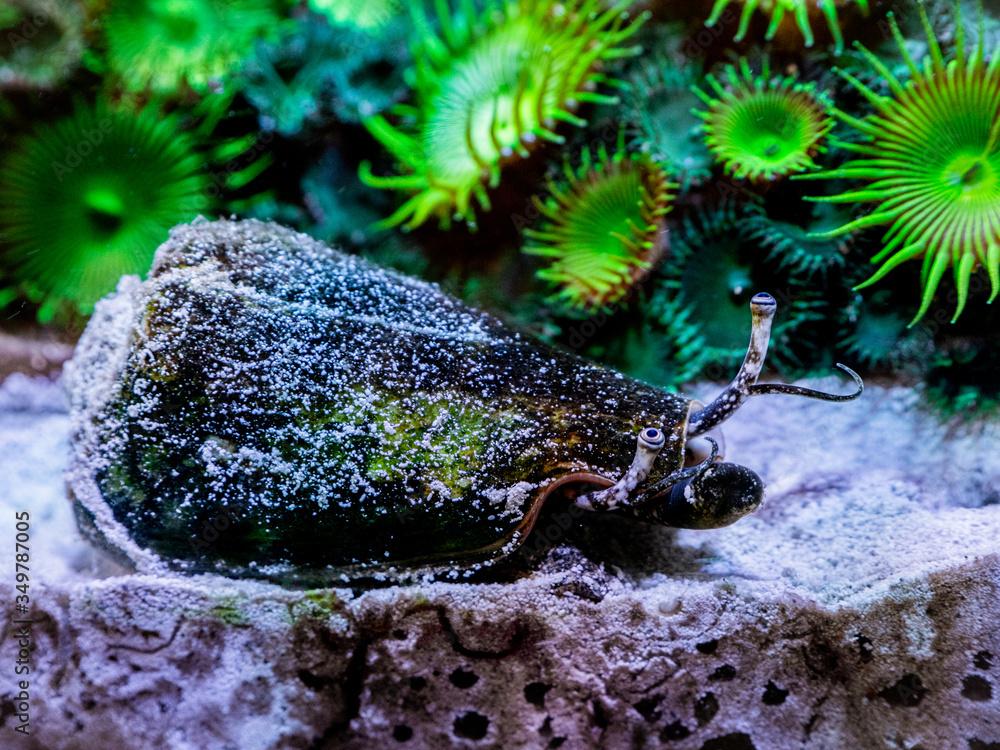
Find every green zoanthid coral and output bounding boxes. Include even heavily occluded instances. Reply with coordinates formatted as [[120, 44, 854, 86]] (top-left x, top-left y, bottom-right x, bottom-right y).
[[741, 188, 855, 276], [0, 103, 209, 313], [241, 16, 404, 132], [360, 0, 649, 230], [693, 58, 834, 183], [103, 0, 282, 93], [627, 55, 714, 190], [839, 290, 918, 368], [523, 138, 674, 311], [799, 4, 1000, 324], [657, 205, 761, 371], [654, 203, 823, 374], [706, 0, 869, 53]]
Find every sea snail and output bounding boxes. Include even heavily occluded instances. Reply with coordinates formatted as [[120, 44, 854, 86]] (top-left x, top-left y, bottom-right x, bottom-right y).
[[67, 219, 862, 584]]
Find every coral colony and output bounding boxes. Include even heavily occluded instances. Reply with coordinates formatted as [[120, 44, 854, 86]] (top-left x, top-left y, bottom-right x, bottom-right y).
[[0, 0, 84, 90], [103, 0, 283, 93], [0, 0, 997, 414], [799, 4, 1000, 323], [627, 56, 714, 190]]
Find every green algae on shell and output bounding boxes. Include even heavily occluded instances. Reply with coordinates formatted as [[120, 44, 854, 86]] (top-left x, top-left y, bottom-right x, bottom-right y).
[[66, 219, 697, 585]]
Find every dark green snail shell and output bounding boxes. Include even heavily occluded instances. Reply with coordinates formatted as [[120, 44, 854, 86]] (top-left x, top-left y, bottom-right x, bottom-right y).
[[67, 219, 693, 584]]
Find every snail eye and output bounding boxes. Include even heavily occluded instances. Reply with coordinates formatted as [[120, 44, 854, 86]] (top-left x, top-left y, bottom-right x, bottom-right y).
[[641, 427, 665, 448]]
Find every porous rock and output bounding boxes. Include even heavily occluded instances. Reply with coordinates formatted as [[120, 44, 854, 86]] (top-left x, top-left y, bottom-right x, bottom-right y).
[[1, 221, 999, 749]]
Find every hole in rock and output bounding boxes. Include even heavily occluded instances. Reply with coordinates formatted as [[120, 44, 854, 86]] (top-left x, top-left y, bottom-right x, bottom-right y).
[[762, 681, 788, 705], [392, 724, 413, 742], [879, 673, 927, 707], [633, 695, 662, 722], [701, 732, 757, 750], [710, 664, 737, 681], [453, 711, 489, 740], [973, 651, 993, 670], [449, 667, 479, 689], [962, 675, 993, 702], [660, 720, 691, 741], [854, 634, 874, 663], [524, 682, 551, 707], [591, 700, 609, 729], [695, 692, 719, 724]]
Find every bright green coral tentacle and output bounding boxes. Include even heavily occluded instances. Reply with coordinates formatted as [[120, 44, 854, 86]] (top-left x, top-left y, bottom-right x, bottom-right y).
[[705, 0, 869, 53], [360, 0, 649, 230], [693, 58, 834, 184], [799, 3, 1000, 324], [523, 138, 675, 312]]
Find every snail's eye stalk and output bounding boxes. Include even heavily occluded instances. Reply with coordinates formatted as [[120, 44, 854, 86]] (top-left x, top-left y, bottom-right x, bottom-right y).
[[687, 292, 863, 437], [576, 425, 667, 511]]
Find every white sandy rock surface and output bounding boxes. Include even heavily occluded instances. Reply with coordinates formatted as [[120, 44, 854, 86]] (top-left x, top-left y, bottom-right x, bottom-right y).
[[0, 368, 998, 749]]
